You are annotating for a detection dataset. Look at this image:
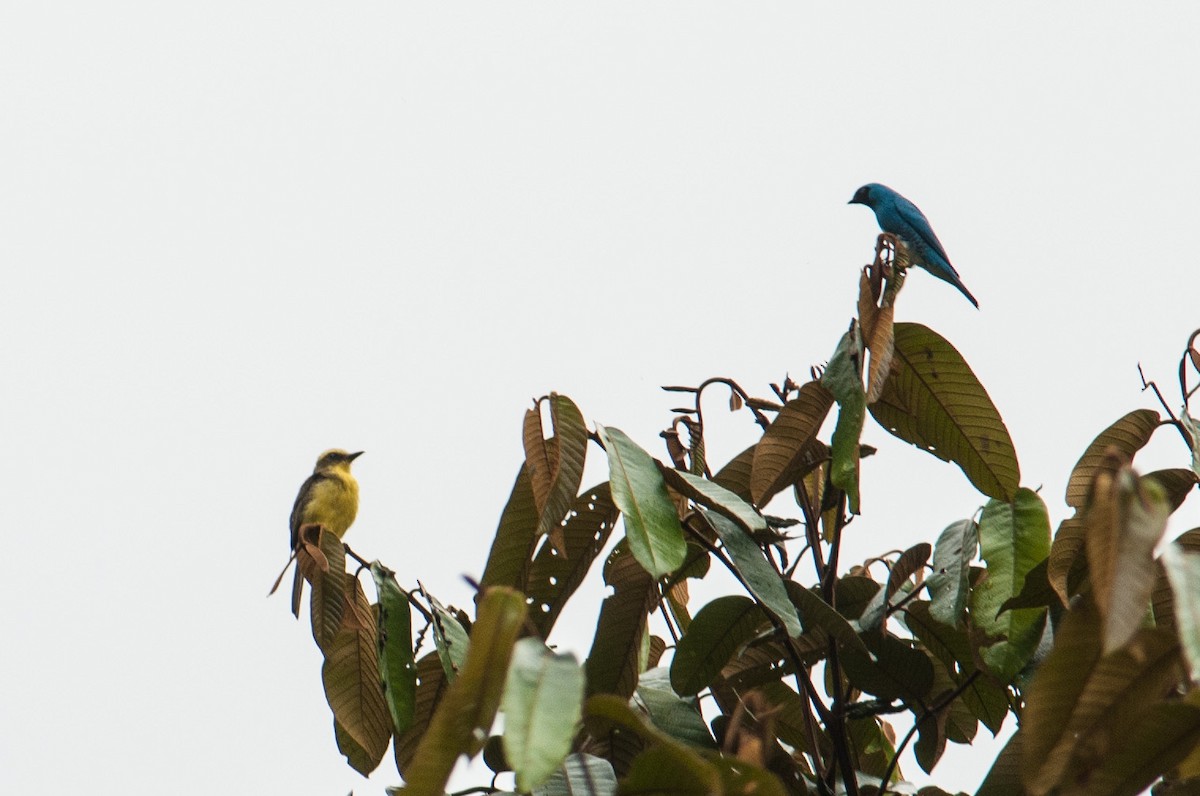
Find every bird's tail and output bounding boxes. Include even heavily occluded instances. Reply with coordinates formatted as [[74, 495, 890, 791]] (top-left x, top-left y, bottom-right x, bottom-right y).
[[268, 549, 304, 618]]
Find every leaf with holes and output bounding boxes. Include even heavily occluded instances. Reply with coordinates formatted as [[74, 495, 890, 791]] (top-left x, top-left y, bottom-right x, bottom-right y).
[[869, 322, 1020, 501], [527, 483, 620, 637], [523, 393, 588, 556], [370, 563, 416, 735], [429, 593, 470, 682], [927, 519, 979, 627]]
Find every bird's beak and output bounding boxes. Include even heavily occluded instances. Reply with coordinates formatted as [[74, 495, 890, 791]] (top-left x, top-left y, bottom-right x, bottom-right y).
[[348, 451, 365, 461]]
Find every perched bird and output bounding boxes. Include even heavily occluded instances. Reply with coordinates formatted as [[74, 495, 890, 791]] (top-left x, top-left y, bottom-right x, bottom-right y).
[[270, 449, 363, 616], [849, 183, 978, 308]]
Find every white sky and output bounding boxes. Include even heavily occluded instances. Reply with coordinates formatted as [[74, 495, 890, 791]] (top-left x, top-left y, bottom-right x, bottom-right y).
[[3, 4, 1198, 794]]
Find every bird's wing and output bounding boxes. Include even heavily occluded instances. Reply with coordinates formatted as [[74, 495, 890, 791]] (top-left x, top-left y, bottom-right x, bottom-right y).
[[892, 192, 954, 267], [290, 472, 333, 548]]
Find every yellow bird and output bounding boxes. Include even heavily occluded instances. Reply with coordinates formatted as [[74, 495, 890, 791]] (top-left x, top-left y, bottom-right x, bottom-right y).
[[271, 449, 363, 616]]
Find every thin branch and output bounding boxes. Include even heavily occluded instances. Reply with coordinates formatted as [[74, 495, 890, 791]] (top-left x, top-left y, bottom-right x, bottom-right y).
[[1139, 363, 1195, 449], [878, 671, 982, 793]]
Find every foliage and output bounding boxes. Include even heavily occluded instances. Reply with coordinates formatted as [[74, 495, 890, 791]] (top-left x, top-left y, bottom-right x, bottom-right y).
[[279, 243, 1200, 795]]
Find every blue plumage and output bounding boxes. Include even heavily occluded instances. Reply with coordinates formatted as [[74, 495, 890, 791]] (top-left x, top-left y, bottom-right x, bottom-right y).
[[849, 183, 978, 308]]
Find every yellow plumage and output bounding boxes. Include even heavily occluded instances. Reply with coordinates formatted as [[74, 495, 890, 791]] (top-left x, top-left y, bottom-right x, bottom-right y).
[[270, 449, 363, 616]]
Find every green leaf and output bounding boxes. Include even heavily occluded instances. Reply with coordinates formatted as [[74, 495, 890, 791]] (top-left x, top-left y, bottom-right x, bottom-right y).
[[635, 669, 715, 748], [586, 542, 657, 699], [860, 543, 931, 631], [479, 465, 539, 591], [997, 558, 1055, 615], [869, 322, 1020, 501], [749, 381, 834, 506], [429, 593, 470, 682], [709, 756, 788, 796], [822, 327, 866, 514], [392, 654, 448, 777], [970, 488, 1051, 680], [784, 581, 868, 654], [321, 580, 390, 776], [620, 744, 720, 795], [399, 588, 528, 796], [904, 602, 1009, 735], [370, 563, 416, 735], [662, 468, 766, 534], [1064, 409, 1160, 508], [669, 596, 769, 696], [527, 483, 621, 637], [1161, 542, 1200, 682], [532, 754, 617, 796], [927, 519, 979, 627], [503, 638, 586, 791], [597, 425, 686, 578], [840, 632, 933, 703], [702, 511, 803, 637]]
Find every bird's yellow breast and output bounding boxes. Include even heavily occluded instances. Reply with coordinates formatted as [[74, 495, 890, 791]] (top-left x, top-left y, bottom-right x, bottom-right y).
[[298, 471, 359, 538]]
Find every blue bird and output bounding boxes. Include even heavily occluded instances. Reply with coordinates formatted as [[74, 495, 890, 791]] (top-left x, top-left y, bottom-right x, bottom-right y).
[[849, 183, 978, 308]]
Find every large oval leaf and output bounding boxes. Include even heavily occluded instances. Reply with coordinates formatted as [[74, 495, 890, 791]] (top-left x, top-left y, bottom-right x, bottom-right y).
[[321, 579, 391, 776], [669, 596, 769, 696], [527, 483, 620, 637], [970, 487, 1051, 680], [370, 563, 416, 736], [1064, 409, 1159, 509], [502, 638, 585, 791], [703, 511, 802, 637], [749, 381, 834, 506], [596, 425, 686, 578], [524, 393, 588, 556], [869, 322, 1019, 501], [662, 468, 766, 534], [585, 543, 656, 699], [927, 519, 979, 627]]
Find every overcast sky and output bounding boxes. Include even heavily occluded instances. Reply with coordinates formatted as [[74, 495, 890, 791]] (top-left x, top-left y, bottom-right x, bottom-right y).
[[3, 4, 1198, 794]]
